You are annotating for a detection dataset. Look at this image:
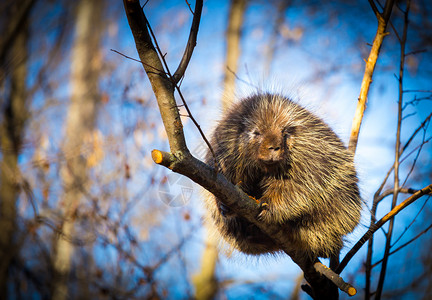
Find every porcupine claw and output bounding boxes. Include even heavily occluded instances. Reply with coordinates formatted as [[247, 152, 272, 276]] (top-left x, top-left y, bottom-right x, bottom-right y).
[[257, 201, 273, 222]]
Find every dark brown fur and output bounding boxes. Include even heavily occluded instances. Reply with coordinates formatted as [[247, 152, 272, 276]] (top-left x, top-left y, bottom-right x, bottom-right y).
[[204, 93, 362, 258]]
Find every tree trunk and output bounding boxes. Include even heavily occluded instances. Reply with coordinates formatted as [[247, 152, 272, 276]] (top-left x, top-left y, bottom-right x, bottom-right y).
[[0, 8, 29, 298], [51, 1, 102, 299], [193, 2, 247, 298], [221, 0, 247, 111]]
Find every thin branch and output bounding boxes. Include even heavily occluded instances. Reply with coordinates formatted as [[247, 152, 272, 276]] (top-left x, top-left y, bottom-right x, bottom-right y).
[[226, 65, 259, 90], [371, 222, 432, 269], [375, 187, 417, 204], [391, 195, 429, 248], [371, 112, 432, 209], [142, 7, 216, 163], [382, 0, 396, 22], [401, 125, 427, 186], [404, 90, 432, 93], [173, 0, 203, 83], [123, 0, 186, 154], [185, 0, 194, 14], [175, 83, 217, 167], [405, 49, 427, 56], [400, 112, 432, 155], [337, 184, 432, 274], [110, 48, 166, 74], [376, 1, 409, 295], [399, 136, 431, 169]]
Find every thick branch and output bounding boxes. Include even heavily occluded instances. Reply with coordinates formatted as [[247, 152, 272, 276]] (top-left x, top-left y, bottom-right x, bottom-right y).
[[337, 184, 432, 274], [123, 0, 187, 154]]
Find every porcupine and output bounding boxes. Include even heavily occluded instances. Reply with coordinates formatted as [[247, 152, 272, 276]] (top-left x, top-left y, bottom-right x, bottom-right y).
[[204, 93, 362, 259]]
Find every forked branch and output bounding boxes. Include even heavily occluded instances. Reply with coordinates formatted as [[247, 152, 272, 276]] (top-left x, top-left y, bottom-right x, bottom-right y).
[[173, 0, 203, 83]]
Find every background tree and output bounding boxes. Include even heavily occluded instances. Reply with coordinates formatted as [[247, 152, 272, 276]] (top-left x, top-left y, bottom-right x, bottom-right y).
[[0, 1, 31, 296]]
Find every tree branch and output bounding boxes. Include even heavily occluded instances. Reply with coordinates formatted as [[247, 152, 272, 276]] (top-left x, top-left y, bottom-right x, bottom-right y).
[[123, 0, 186, 155], [371, 223, 432, 269], [172, 0, 203, 83], [337, 183, 432, 274], [348, 0, 395, 154], [376, 1, 410, 296]]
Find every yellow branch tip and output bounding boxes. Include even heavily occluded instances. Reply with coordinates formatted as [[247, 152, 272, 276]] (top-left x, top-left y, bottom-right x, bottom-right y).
[[348, 287, 357, 296], [151, 149, 163, 164]]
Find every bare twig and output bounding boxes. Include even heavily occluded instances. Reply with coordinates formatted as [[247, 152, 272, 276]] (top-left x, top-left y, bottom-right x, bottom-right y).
[[110, 48, 166, 74], [404, 90, 432, 93], [371, 222, 432, 269], [391, 196, 429, 248], [401, 126, 427, 186], [173, 0, 203, 83], [400, 112, 432, 155], [375, 187, 417, 204], [367, 0, 380, 17], [371, 113, 432, 203]]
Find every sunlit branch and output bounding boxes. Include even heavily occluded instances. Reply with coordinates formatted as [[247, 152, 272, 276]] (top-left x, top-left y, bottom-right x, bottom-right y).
[[348, 0, 395, 154]]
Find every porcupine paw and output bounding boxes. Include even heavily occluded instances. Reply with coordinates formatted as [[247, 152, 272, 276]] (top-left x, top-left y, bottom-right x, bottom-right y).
[[257, 202, 272, 223]]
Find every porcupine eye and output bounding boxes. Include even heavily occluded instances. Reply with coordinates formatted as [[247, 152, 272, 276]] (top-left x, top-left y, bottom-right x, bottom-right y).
[[253, 130, 261, 136], [282, 127, 294, 139]]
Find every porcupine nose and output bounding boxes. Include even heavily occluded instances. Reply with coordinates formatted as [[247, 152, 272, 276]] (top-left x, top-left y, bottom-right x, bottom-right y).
[[259, 135, 283, 162], [267, 145, 281, 161]]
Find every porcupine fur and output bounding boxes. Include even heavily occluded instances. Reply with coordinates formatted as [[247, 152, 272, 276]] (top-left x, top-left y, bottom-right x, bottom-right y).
[[204, 93, 362, 258]]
